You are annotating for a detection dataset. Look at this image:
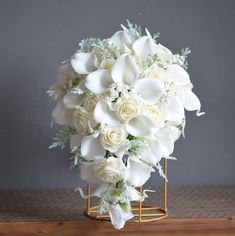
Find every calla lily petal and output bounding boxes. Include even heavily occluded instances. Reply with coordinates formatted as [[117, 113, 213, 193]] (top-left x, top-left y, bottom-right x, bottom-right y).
[[126, 115, 156, 137], [165, 97, 185, 122], [71, 52, 97, 74], [182, 89, 201, 111], [155, 129, 174, 156], [85, 69, 113, 94], [94, 100, 119, 125], [134, 78, 164, 105], [111, 54, 139, 85], [139, 150, 160, 166], [166, 64, 190, 85], [81, 134, 105, 160], [52, 102, 73, 125], [63, 92, 84, 109], [125, 156, 153, 187], [109, 204, 134, 229], [110, 30, 132, 49], [155, 44, 173, 61], [133, 36, 156, 60]]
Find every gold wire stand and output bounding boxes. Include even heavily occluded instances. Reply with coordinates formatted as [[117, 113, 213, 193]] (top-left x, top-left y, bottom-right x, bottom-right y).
[[85, 159, 168, 222]]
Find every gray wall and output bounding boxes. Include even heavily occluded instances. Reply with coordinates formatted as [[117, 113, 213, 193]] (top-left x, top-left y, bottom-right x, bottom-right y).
[[0, 0, 234, 189]]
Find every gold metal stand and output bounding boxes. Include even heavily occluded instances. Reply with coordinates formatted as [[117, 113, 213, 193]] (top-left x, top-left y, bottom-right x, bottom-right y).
[[85, 159, 168, 222]]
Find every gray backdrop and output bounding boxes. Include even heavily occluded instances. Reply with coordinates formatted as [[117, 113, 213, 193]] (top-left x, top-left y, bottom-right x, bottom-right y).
[[0, 0, 234, 189]]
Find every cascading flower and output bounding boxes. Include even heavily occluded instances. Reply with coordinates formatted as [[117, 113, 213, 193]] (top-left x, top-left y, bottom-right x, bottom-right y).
[[48, 21, 204, 229]]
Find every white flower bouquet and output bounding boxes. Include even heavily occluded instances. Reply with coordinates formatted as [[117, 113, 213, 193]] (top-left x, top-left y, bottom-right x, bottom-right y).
[[48, 21, 204, 229]]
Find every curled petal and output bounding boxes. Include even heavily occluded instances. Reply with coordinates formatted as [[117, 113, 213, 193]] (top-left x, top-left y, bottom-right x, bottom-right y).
[[63, 92, 84, 109], [94, 100, 119, 125], [125, 115, 156, 137], [166, 64, 190, 85], [52, 102, 73, 125], [111, 54, 139, 85], [134, 78, 164, 105], [85, 69, 113, 94], [81, 134, 105, 160], [71, 52, 97, 74], [109, 204, 134, 229], [165, 97, 185, 122], [133, 36, 156, 60]]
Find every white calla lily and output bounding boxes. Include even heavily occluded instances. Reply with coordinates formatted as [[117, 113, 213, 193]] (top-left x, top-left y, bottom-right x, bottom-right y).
[[85, 69, 113, 94], [166, 64, 190, 85], [139, 150, 160, 166], [81, 134, 105, 160], [133, 36, 156, 60], [165, 97, 185, 122], [109, 204, 134, 229], [52, 102, 73, 125], [155, 43, 173, 61], [63, 92, 84, 109], [94, 100, 119, 125], [154, 128, 174, 157], [110, 30, 132, 51], [125, 156, 154, 187], [125, 115, 156, 137], [181, 89, 204, 116], [111, 54, 139, 85], [71, 52, 97, 74], [134, 78, 164, 105]]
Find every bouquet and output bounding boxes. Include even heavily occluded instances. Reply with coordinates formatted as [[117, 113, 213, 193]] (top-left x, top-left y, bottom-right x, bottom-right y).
[[48, 21, 204, 229]]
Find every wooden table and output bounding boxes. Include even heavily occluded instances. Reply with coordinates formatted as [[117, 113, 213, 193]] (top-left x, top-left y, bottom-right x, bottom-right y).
[[0, 187, 234, 235]]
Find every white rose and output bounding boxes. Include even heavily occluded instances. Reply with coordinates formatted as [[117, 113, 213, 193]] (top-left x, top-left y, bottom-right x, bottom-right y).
[[100, 125, 127, 153], [94, 157, 125, 183], [145, 105, 165, 127], [73, 107, 91, 135], [116, 98, 141, 121], [82, 93, 98, 114], [145, 64, 167, 82]]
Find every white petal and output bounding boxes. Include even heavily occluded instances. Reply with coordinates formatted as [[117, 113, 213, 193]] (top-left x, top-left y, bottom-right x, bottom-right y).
[[94, 100, 119, 125], [70, 134, 82, 149], [111, 54, 139, 85], [125, 115, 156, 137], [155, 44, 173, 61], [85, 69, 112, 94], [81, 134, 105, 160], [165, 97, 185, 122], [139, 151, 160, 166], [133, 36, 156, 60], [126, 186, 144, 201], [134, 78, 164, 105], [166, 64, 190, 85], [155, 129, 174, 156], [125, 156, 153, 187], [109, 204, 134, 230], [63, 92, 84, 109], [182, 89, 201, 111], [52, 102, 73, 125], [80, 162, 97, 181], [71, 52, 97, 74], [110, 30, 133, 49]]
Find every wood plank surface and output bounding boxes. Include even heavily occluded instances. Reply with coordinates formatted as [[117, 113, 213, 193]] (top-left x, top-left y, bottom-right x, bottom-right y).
[[0, 218, 234, 236]]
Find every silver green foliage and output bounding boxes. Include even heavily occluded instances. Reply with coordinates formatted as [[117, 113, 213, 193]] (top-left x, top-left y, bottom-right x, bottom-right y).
[[49, 127, 76, 150]]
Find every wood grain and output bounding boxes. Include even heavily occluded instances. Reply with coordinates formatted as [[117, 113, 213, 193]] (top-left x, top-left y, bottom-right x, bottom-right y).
[[0, 218, 234, 236]]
